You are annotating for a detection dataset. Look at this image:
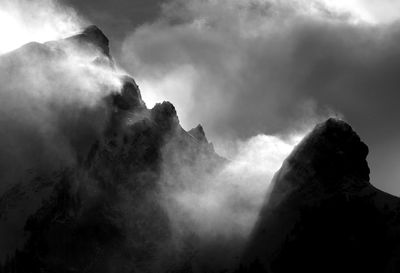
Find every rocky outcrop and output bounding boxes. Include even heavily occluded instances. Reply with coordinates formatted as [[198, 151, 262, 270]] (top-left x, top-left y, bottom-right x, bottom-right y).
[[112, 76, 145, 110], [240, 118, 400, 273], [188, 124, 208, 143]]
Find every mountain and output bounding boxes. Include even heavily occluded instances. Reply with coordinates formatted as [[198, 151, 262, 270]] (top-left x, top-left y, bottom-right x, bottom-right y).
[[0, 26, 225, 273], [240, 118, 400, 273], [2, 25, 400, 273]]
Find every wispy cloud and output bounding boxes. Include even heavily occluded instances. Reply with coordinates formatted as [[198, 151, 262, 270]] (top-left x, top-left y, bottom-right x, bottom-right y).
[[120, 0, 400, 194], [0, 0, 85, 54]]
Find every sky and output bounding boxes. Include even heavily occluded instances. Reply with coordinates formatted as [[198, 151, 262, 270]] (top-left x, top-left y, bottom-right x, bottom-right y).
[[2, 0, 400, 195]]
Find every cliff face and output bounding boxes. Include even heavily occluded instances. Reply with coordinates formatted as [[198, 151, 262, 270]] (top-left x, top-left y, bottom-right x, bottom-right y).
[[241, 118, 400, 273]]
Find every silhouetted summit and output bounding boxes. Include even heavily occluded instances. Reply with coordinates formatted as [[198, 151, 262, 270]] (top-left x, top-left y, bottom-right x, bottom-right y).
[[279, 118, 370, 187], [70, 25, 110, 56], [241, 118, 400, 273]]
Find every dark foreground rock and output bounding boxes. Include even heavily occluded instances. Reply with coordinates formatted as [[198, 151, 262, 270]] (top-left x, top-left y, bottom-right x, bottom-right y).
[[240, 118, 400, 273]]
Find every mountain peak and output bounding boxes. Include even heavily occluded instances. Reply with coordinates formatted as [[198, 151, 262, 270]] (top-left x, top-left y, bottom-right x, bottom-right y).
[[188, 124, 208, 143], [285, 118, 370, 187], [67, 25, 110, 56], [241, 118, 388, 273], [112, 76, 144, 111], [151, 101, 179, 132], [81, 25, 106, 36]]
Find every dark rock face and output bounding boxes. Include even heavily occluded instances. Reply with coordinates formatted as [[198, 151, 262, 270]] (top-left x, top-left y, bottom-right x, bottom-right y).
[[112, 76, 145, 110], [241, 118, 400, 273]]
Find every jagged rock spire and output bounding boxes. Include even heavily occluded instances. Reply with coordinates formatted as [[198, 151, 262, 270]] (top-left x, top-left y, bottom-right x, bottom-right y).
[[188, 124, 208, 143]]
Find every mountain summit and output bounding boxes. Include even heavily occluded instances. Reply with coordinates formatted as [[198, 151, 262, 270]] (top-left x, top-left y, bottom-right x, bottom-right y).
[[241, 118, 400, 273], [0, 26, 223, 273]]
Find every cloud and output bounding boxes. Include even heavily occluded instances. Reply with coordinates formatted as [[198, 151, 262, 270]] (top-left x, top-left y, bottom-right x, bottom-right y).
[[60, 0, 163, 55], [120, 0, 345, 142], [154, 123, 313, 271], [120, 0, 400, 194], [0, 0, 85, 54], [0, 0, 314, 264], [0, 1, 130, 259], [0, 2, 124, 191], [349, 0, 400, 23], [3, 0, 400, 268], [162, 132, 304, 238]]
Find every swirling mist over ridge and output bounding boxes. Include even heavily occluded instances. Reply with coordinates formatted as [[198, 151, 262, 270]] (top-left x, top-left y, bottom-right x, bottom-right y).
[[161, 132, 307, 240], [0, 27, 124, 193], [119, 0, 400, 194]]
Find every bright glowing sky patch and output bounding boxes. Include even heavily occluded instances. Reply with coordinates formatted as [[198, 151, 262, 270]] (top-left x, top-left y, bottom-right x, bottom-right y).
[[324, 0, 400, 24], [1, 0, 400, 55], [0, 0, 82, 55]]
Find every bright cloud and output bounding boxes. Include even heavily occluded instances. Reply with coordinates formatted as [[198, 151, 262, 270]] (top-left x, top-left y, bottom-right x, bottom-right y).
[[0, 0, 83, 54]]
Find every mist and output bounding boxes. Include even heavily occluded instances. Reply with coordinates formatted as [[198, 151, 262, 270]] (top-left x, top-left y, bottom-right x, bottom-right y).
[[162, 133, 304, 238], [0, 0, 85, 54], [0, 39, 123, 187], [120, 0, 346, 142], [0, 0, 340, 270], [116, 0, 400, 196], [0, 1, 133, 260], [116, 0, 343, 240]]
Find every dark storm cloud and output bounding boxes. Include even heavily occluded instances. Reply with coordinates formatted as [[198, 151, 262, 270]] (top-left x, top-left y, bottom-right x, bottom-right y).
[[289, 21, 400, 193], [117, 0, 400, 194], [61, 0, 164, 55], [120, 0, 346, 137]]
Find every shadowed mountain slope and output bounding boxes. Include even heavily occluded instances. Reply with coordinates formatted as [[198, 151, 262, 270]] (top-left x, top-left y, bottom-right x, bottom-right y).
[[240, 118, 400, 273]]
